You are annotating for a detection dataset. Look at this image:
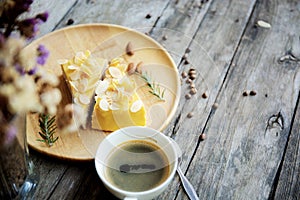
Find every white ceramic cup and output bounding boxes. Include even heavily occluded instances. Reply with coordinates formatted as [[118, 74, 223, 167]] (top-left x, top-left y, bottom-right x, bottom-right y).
[[94, 126, 178, 200]]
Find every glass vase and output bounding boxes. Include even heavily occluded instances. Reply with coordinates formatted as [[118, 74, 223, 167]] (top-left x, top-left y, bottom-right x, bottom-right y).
[[0, 114, 39, 199]]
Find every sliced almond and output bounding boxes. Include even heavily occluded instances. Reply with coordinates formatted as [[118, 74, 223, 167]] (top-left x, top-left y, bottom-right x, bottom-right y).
[[257, 20, 271, 28], [130, 100, 143, 113], [69, 70, 81, 81], [99, 98, 109, 111], [79, 94, 90, 105], [109, 67, 123, 79], [68, 64, 80, 70], [95, 80, 109, 96], [57, 59, 69, 65]]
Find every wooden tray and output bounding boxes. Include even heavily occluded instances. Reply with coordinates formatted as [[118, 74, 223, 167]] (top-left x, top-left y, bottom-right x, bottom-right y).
[[25, 24, 180, 161]]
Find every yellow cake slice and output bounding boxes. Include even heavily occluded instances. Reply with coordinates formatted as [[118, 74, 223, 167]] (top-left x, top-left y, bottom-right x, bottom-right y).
[[59, 50, 107, 128], [92, 57, 146, 131]]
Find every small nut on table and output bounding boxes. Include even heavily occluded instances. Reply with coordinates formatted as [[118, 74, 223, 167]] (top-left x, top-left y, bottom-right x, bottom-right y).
[[126, 42, 134, 56]]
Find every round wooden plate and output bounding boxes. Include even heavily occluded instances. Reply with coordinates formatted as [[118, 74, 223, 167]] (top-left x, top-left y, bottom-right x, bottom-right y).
[[25, 24, 180, 161]]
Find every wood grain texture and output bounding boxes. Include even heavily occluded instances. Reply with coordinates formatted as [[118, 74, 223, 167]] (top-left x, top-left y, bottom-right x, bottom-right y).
[[54, 0, 170, 33], [182, 0, 300, 199], [160, 0, 257, 198], [274, 98, 300, 200], [22, 0, 300, 199], [22, 0, 78, 37]]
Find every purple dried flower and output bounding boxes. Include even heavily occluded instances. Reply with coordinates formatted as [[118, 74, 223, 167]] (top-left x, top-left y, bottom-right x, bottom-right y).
[[15, 63, 26, 75], [28, 66, 38, 75], [18, 18, 40, 38], [36, 44, 49, 65], [36, 12, 49, 22]]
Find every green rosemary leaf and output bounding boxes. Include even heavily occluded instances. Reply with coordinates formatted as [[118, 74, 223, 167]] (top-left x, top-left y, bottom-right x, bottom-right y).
[[52, 137, 59, 143], [48, 116, 56, 125], [38, 132, 48, 140], [37, 114, 59, 147], [138, 71, 165, 101]]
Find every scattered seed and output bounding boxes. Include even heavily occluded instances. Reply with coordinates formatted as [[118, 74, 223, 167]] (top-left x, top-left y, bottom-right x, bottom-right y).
[[190, 88, 197, 95], [189, 68, 196, 73], [184, 59, 190, 65], [265, 93, 268, 97], [183, 53, 189, 60], [185, 48, 191, 53], [189, 83, 195, 89], [186, 79, 193, 84], [188, 71, 196, 76], [185, 94, 191, 99], [187, 112, 194, 118], [188, 71, 196, 77], [257, 20, 271, 28], [202, 92, 208, 99], [200, 133, 206, 140], [136, 61, 144, 73], [162, 35, 168, 40], [127, 63, 136, 75], [189, 74, 197, 80], [242, 91, 248, 96], [249, 90, 257, 96], [212, 103, 219, 109], [145, 14, 152, 19], [181, 71, 188, 78], [145, 32, 149, 35], [126, 42, 134, 56], [235, 19, 239, 23], [66, 18, 74, 25]]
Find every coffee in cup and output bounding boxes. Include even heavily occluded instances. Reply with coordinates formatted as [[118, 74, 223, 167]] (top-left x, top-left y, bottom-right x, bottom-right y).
[[95, 126, 178, 200]]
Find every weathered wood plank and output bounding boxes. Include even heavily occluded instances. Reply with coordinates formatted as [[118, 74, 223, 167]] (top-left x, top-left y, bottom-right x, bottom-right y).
[[54, 0, 170, 33], [274, 94, 300, 200], [182, 0, 300, 199], [23, 0, 77, 37], [29, 1, 172, 199], [157, 0, 257, 199], [150, 0, 213, 65], [30, 152, 69, 199]]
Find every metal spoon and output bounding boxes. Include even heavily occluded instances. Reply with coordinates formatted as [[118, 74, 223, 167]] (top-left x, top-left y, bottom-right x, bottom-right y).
[[169, 138, 200, 200], [177, 157, 199, 200]]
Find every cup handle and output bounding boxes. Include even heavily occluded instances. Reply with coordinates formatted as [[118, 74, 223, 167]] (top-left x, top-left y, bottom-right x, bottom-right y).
[[124, 197, 138, 200]]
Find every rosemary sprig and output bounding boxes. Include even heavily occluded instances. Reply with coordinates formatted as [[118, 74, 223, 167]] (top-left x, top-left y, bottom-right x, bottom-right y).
[[37, 114, 59, 147], [138, 71, 166, 101]]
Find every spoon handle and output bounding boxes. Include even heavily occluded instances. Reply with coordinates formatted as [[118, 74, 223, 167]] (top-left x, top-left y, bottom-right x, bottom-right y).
[[177, 167, 199, 200]]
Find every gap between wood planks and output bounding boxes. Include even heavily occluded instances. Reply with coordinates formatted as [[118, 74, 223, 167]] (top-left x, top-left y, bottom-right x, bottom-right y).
[[166, 0, 259, 199], [268, 90, 300, 199], [51, 0, 79, 31]]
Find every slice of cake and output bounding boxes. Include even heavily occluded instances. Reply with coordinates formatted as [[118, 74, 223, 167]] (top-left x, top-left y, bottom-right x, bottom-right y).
[[92, 57, 146, 131], [59, 50, 107, 128]]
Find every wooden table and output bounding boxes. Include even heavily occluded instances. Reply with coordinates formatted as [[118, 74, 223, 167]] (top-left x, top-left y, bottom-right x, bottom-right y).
[[28, 0, 299, 199]]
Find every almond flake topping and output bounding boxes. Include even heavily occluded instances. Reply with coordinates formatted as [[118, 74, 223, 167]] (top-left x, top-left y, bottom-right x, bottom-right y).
[[79, 94, 90, 105], [99, 99, 109, 111], [130, 100, 143, 113], [109, 67, 123, 79]]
